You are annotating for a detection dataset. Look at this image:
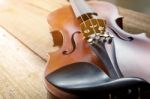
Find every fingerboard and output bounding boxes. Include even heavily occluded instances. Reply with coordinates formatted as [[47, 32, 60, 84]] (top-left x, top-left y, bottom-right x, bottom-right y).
[[70, 0, 95, 17]]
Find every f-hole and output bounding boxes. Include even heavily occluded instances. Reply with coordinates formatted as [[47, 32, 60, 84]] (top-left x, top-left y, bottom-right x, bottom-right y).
[[63, 31, 81, 55], [116, 17, 123, 29]]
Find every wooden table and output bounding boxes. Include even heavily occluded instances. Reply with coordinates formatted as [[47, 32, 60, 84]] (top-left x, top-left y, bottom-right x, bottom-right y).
[[0, 0, 149, 98]]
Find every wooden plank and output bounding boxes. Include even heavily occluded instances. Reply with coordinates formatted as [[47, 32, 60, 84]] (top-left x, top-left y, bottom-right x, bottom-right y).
[[0, 27, 47, 99], [119, 7, 150, 37], [0, 2, 52, 60], [0, 0, 66, 60], [0, 0, 150, 60]]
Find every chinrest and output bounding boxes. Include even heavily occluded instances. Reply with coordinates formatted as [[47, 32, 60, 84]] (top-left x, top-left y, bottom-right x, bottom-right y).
[[46, 62, 150, 98]]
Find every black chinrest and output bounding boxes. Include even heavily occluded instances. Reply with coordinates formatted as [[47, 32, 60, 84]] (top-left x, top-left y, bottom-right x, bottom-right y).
[[46, 62, 150, 98]]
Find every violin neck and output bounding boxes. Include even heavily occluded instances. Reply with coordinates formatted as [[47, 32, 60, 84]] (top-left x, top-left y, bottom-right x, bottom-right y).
[[70, 0, 95, 18]]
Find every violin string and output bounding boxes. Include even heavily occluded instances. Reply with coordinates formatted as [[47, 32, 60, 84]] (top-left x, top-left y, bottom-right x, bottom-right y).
[[84, 13, 97, 36], [85, 13, 103, 37], [81, 12, 107, 35], [83, 13, 108, 42], [70, 0, 89, 30], [94, 10, 107, 28], [85, 13, 107, 34], [73, 0, 107, 40], [95, 16, 101, 33], [80, 14, 88, 29]]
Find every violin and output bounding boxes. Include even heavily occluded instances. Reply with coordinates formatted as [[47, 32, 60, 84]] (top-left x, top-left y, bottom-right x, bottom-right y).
[[44, 0, 150, 99]]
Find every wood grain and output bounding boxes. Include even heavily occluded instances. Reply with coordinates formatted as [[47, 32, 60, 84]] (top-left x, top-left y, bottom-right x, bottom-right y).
[[0, 0, 149, 99], [119, 7, 150, 37], [0, 0, 149, 61], [0, 27, 47, 99], [0, 0, 68, 60]]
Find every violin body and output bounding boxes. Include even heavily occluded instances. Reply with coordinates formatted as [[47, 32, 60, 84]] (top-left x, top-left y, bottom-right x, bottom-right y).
[[45, 1, 150, 98]]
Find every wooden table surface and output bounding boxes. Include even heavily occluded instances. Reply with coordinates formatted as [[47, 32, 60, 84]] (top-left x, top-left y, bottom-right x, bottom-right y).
[[0, 0, 150, 99]]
